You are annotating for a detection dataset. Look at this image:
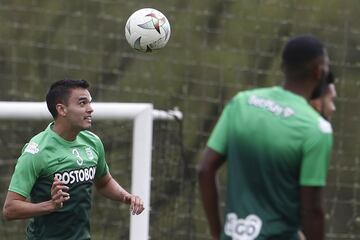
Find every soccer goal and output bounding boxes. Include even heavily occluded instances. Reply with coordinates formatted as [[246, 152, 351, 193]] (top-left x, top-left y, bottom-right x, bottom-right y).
[[0, 101, 182, 240]]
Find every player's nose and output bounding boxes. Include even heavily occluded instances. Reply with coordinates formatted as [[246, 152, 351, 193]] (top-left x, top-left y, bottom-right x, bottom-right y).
[[331, 102, 336, 113], [87, 103, 94, 113]]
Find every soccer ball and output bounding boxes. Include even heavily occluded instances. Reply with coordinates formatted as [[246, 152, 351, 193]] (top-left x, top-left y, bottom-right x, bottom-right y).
[[125, 8, 171, 52]]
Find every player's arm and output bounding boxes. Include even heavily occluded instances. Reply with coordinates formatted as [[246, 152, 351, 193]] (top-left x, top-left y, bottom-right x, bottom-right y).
[[300, 186, 325, 240], [95, 172, 144, 215], [300, 122, 332, 240], [3, 177, 69, 220], [197, 147, 226, 240]]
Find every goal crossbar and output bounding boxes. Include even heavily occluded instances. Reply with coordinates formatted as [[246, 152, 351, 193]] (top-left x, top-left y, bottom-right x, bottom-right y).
[[0, 101, 182, 240], [0, 101, 182, 120]]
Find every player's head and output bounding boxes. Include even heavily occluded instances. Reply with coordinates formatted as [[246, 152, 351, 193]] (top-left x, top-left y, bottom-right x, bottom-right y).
[[281, 35, 330, 97], [46, 79, 90, 119], [310, 72, 337, 120]]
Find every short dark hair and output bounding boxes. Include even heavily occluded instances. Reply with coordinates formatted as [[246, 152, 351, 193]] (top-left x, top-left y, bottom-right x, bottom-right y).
[[282, 35, 325, 67], [46, 79, 90, 119], [282, 35, 326, 80]]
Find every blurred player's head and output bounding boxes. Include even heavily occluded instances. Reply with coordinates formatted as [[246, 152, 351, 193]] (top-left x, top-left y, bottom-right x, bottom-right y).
[[310, 72, 337, 121], [46, 79, 90, 119], [281, 35, 330, 98]]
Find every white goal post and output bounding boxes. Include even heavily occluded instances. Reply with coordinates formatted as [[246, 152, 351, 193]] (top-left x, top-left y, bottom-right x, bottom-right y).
[[0, 101, 183, 240]]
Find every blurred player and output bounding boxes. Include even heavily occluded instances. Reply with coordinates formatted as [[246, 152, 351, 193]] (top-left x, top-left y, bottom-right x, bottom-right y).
[[310, 72, 337, 121], [3, 79, 144, 239], [198, 35, 333, 240]]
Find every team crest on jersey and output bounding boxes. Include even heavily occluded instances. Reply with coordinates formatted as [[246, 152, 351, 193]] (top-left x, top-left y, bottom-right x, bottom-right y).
[[24, 142, 39, 154], [85, 147, 94, 160], [224, 213, 262, 240]]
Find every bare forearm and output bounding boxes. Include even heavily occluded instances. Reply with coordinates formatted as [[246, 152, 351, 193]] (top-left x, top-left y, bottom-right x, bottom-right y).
[[95, 174, 145, 215], [3, 178, 69, 220], [96, 177, 130, 202], [300, 187, 325, 240], [301, 209, 325, 240], [198, 169, 222, 239], [3, 199, 56, 220], [197, 148, 225, 240]]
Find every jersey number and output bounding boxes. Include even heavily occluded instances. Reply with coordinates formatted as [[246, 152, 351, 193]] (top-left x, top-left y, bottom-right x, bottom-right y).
[[72, 148, 84, 166]]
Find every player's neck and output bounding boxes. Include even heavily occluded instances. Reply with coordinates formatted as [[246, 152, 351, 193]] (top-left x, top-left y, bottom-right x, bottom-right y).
[[282, 79, 312, 100], [52, 121, 79, 141]]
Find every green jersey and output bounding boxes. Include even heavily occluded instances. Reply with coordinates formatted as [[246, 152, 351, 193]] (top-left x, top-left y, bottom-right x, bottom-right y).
[[9, 123, 109, 240], [207, 87, 333, 240]]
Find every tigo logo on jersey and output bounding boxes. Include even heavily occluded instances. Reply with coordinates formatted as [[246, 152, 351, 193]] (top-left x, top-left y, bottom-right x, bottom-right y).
[[224, 213, 262, 240]]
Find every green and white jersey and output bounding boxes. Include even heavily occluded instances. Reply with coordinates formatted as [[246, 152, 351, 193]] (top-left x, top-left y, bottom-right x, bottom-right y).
[[9, 123, 109, 240], [207, 87, 333, 240]]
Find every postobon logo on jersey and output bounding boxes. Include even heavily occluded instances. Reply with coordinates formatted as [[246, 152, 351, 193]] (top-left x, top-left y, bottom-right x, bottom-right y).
[[55, 166, 96, 184], [224, 213, 262, 240]]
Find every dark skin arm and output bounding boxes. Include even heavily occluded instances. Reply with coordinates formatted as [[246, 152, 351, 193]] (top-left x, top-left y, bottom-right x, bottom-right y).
[[300, 186, 325, 240], [197, 147, 226, 240]]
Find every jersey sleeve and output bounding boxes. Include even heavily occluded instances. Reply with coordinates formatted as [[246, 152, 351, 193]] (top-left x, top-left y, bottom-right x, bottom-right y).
[[8, 144, 44, 198], [300, 120, 333, 186], [95, 138, 109, 179], [207, 100, 233, 155]]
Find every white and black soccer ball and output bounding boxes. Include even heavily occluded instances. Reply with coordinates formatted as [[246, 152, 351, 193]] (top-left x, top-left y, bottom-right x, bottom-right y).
[[125, 8, 171, 52]]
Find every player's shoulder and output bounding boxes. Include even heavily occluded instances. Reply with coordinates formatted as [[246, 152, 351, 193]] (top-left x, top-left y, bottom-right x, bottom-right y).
[[297, 104, 333, 137], [23, 126, 51, 151], [230, 87, 279, 108], [79, 131, 104, 153], [317, 116, 333, 134], [307, 111, 333, 135], [230, 87, 267, 102], [234, 87, 274, 98], [81, 130, 100, 139], [80, 130, 102, 144]]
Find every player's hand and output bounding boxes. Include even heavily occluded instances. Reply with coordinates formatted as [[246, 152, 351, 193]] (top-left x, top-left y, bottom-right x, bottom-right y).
[[124, 194, 144, 215], [298, 231, 307, 240], [51, 176, 70, 209]]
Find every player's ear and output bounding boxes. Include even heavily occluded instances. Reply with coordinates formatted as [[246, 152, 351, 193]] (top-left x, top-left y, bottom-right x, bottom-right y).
[[312, 56, 327, 81], [56, 103, 67, 117], [309, 60, 322, 81]]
